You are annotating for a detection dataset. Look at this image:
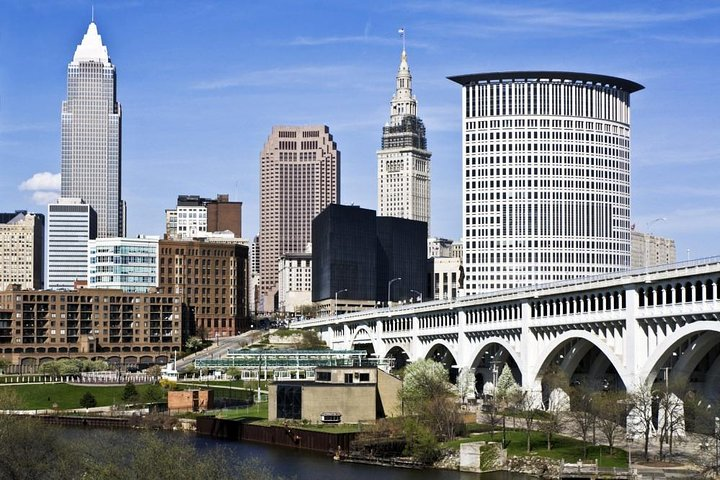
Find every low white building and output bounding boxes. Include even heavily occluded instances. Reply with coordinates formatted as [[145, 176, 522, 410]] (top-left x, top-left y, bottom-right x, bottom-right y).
[[278, 252, 312, 315], [428, 256, 462, 300]]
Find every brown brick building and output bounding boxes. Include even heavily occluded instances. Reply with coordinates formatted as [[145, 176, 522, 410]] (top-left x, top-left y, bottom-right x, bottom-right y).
[[158, 239, 249, 338], [206, 194, 242, 236], [0, 286, 182, 368]]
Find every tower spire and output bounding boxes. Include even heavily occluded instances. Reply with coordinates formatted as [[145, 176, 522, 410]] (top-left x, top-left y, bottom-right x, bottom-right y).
[[390, 28, 415, 125], [91, 4, 94, 23]]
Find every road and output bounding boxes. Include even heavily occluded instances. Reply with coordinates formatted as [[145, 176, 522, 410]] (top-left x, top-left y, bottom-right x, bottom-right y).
[[174, 330, 264, 371]]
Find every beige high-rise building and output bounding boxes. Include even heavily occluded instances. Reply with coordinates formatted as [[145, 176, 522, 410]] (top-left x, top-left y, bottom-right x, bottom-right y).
[[377, 45, 431, 224], [259, 125, 340, 313], [0, 212, 44, 291], [631, 230, 677, 268]]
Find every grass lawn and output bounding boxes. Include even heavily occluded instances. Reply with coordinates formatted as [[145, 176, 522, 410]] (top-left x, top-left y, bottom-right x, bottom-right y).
[[445, 428, 628, 468], [214, 402, 268, 421], [1, 383, 160, 410], [213, 403, 360, 433]]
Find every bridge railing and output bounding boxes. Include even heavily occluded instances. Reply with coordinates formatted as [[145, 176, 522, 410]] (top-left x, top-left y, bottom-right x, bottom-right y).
[[294, 256, 720, 328]]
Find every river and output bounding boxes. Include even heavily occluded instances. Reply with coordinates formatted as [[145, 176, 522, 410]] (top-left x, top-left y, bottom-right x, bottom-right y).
[[61, 426, 531, 480], [192, 434, 531, 479]]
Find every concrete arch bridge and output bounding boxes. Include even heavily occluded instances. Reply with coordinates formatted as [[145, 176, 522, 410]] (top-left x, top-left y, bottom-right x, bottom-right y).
[[297, 258, 720, 404]]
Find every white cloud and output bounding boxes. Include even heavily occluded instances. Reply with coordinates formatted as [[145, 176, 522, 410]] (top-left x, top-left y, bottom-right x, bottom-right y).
[[18, 172, 61, 206], [31, 191, 60, 205], [19, 172, 61, 192]]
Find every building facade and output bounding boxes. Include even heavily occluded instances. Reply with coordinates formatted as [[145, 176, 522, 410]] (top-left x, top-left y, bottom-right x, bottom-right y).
[[0, 212, 44, 291], [259, 125, 340, 313], [631, 230, 677, 268], [377, 46, 431, 224], [47, 198, 96, 290], [61, 21, 124, 238], [428, 256, 462, 300], [158, 239, 248, 337], [0, 286, 182, 367], [278, 252, 312, 315], [206, 194, 242, 237], [312, 204, 427, 314], [88, 236, 159, 293], [428, 237, 455, 258], [165, 194, 242, 240], [448, 71, 644, 293]]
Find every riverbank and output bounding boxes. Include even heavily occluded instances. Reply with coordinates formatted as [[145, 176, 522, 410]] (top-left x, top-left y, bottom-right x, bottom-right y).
[[3, 405, 710, 479]]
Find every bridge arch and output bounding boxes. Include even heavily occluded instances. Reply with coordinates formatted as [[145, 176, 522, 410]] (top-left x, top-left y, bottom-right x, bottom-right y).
[[532, 330, 631, 393], [348, 324, 384, 358], [385, 345, 410, 370], [640, 321, 720, 399], [468, 338, 523, 394], [421, 340, 460, 383]]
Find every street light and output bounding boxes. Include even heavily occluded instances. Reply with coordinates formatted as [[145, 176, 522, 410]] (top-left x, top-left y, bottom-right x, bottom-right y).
[[334, 289, 348, 317], [410, 289, 423, 303], [387, 277, 402, 307]]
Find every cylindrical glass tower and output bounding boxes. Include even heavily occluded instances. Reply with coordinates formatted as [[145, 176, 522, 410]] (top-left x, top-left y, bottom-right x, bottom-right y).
[[448, 71, 644, 294]]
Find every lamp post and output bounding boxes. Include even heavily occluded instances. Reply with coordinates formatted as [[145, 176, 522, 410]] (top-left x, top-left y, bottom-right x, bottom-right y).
[[410, 289, 423, 303], [387, 277, 402, 307], [334, 289, 348, 317]]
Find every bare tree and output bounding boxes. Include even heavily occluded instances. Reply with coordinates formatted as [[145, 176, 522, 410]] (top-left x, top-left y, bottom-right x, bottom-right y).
[[595, 391, 627, 455], [540, 388, 568, 450], [518, 391, 539, 453], [627, 384, 656, 461], [568, 386, 596, 458], [657, 380, 688, 459]]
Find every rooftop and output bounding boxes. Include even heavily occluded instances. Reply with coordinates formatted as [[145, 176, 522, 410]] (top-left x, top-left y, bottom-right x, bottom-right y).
[[448, 71, 644, 93]]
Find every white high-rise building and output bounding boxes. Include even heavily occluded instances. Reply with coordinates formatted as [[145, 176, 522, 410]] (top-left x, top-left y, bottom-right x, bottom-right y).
[[61, 21, 124, 238], [47, 198, 96, 290], [377, 45, 431, 224], [448, 71, 644, 293]]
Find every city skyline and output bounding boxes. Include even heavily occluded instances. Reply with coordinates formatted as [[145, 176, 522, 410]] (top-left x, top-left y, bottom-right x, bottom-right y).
[[2, 1, 720, 260]]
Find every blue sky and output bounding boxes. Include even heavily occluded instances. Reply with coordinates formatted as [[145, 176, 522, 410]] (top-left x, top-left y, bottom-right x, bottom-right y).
[[1, 1, 719, 260]]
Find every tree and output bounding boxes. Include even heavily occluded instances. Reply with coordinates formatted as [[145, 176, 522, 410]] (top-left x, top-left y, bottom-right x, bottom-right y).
[[456, 367, 477, 404], [595, 391, 627, 455], [518, 390, 539, 453], [143, 384, 166, 404], [540, 388, 568, 450], [539, 365, 569, 450], [568, 386, 596, 458], [400, 359, 453, 412], [399, 359, 460, 440], [226, 367, 242, 380], [122, 381, 140, 403], [0, 357, 10, 374], [185, 336, 204, 353], [146, 365, 163, 382], [402, 418, 441, 464], [627, 383, 656, 461], [297, 330, 327, 349], [295, 304, 319, 319], [80, 391, 97, 409], [494, 365, 521, 447], [657, 381, 687, 459]]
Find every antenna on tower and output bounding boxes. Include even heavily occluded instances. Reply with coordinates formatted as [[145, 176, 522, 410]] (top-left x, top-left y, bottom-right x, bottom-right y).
[[91, 4, 95, 22], [398, 27, 405, 52]]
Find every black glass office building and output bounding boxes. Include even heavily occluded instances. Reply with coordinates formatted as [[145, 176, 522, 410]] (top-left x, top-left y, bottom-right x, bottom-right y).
[[312, 204, 427, 304]]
